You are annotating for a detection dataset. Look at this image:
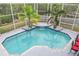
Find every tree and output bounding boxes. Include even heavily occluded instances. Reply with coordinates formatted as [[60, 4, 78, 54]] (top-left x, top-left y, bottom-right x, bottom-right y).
[[18, 5, 40, 28], [0, 4, 11, 15], [47, 4, 65, 29], [53, 10, 65, 28]]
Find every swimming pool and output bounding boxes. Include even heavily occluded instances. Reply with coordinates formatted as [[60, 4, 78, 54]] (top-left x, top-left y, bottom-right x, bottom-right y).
[[2, 26, 71, 55]]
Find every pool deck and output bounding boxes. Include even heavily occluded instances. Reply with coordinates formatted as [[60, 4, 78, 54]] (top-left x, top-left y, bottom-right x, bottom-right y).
[[0, 22, 79, 56], [21, 46, 73, 56]]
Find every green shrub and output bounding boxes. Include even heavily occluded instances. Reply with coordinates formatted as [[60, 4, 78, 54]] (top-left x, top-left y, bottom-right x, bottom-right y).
[[0, 15, 12, 24], [0, 21, 25, 33], [0, 24, 14, 33], [15, 21, 25, 29]]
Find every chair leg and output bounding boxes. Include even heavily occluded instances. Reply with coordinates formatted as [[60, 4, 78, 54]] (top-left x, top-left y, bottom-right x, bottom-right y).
[[73, 51, 78, 54], [68, 49, 73, 54], [69, 49, 78, 55]]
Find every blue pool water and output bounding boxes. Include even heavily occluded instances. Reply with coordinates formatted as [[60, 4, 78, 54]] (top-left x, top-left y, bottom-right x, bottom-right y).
[[2, 27, 71, 55]]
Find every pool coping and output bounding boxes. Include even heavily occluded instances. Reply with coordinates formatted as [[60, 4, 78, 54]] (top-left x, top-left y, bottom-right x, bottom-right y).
[[2, 27, 36, 43], [0, 27, 25, 56], [2, 26, 71, 46], [0, 26, 78, 56], [21, 27, 78, 56]]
